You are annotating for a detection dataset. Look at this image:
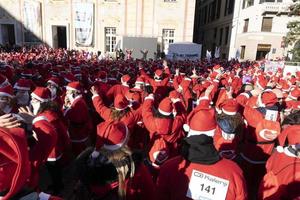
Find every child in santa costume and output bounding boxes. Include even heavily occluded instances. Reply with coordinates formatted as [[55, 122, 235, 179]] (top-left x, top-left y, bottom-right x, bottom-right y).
[[75, 121, 155, 200], [258, 110, 300, 199]]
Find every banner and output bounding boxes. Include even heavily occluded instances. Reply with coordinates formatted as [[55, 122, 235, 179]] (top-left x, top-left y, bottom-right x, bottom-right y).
[[73, 3, 94, 47], [263, 60, 285, 74], [23, 0, 42, 43]]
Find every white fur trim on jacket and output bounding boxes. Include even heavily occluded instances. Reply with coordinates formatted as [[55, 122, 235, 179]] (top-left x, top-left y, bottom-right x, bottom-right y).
[[187, 128, 216, 137], [32, 116, 48, 124]]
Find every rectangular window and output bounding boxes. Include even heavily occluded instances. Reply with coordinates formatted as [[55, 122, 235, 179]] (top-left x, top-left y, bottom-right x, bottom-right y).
[[216, 0, 222, 19], [243, 19, 249, 32], [164, 0, 176, 2], [219, 28, 223, 45], [105, 27, 116, 52], [224, 0, 235, 16], [204, 6, 208, 24], [224, 0, 228, 16], [214, 28, 217, 39], [225, 26, 229, 45], [162, 29, 175, 53], [261, 17, 273, 32], [241, 46, 246, 59], [243, 0, 254, 9]]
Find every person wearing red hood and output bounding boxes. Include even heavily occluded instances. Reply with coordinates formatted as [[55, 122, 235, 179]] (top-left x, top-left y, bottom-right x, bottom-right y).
[[258, 111, 300, 200], [139, 60, 171, 102], [106, 74, 131, 103], [173, 68, 193, 112], [75, 121, 155, 200], [142, 93, 186, 171], [214, 99, 244, 160], [91, 86, 141, 131], [63, 81, 92, 156], [0, 127, 63, 200], [156, 89, 247, 200], [239, 90, 282, 199]]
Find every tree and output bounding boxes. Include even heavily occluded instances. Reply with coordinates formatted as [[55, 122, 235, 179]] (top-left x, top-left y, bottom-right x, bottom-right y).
[[284, 0, 300, 62]]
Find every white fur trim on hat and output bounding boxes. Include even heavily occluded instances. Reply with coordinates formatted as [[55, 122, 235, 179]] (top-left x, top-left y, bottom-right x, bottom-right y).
[[103, 125, 129, 151], [258, 129, 278, 141], [145, 94, 154, 101], [0, 92, 13, 98], [240, 92, 250, 99], [276, 146, 284, 153], [222, 108, 237, 116], [13, 85, 30, 91], [187, 128, 216, 137], [158, 108, 172, 116], [31, 93, 50, 103], [183, 124, 190, 132], [47, 80, 58, 87], [289, 94, 298, 100], [135, 81, 145, 85], [66, 86, 80, 92], [115, 106, 128, 111]]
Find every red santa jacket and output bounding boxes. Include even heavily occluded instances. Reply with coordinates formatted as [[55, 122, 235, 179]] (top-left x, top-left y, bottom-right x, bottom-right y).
[[106, 83, 130, 103], [29, 115, 57, 187], [156, 156, 247, 200], [64, 95, 91, 143], [142, 97, 176, 141], [41, 110, 70, 161], [258, 149, 300, 200], [213, 126, 240, 160], [92, 94, 141, 131]]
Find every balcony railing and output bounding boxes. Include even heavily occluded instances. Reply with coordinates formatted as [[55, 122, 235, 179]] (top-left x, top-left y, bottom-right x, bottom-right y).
[[261, 3, 291, 15]]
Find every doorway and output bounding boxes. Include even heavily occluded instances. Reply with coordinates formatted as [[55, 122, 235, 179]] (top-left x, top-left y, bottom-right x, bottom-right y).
[[256, 44, 271, 60], [52, 26, 67, 49], [1, 24, 15, 45]]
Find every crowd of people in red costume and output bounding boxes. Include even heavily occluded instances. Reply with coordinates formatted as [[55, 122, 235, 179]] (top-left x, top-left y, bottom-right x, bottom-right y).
[[0, 45, 299, 200]]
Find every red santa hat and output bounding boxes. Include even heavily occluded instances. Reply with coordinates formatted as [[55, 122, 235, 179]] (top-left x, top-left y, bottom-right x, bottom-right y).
[[121, 74, 131, 83], [66, 81, 81, 92], [0, 128, 31, 200], [221, 99, 239, 116], [14, 79, 31, 91], [256, 76, 268, 90], [184, 109, 216, 137], [155, 69, 163, 77], [289, 88, 300, 100], [135, 77, 145, 85], [31, 87, 51, 102], [96, 121, 128, 151], [21, 69, 33, 77], [0, 74, 9, 87], [277, 125, 300, 147], [63, 73, 76, 83], [158, 97, 173, 116], [149, 137, 169, 168], [114, 94, 129, 111], [97, 71, 107, 80], [256, 119, 281, 142], [47, 77, 60, 88], [257, 91, 278, 107], [0, 85, 14, 98]]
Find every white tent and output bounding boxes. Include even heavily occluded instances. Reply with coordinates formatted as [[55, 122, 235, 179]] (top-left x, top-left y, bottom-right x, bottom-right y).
[[166, 42, 202, 60]]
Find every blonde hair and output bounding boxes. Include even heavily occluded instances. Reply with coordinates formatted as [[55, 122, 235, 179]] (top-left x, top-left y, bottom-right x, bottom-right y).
[[100, 146, 135, 199]]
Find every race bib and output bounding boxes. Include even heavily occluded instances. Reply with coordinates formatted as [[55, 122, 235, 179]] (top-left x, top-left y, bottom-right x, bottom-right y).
[[265, 109, 278, 121], [186, 170, 229, 200]]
